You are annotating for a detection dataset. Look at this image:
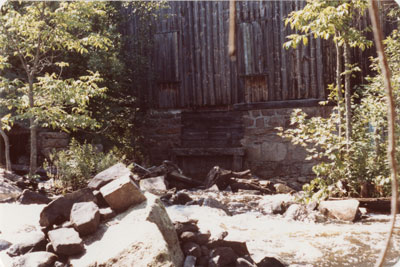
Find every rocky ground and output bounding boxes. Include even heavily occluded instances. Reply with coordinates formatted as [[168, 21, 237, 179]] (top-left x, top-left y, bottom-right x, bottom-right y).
[[0, 163, 397, 267]]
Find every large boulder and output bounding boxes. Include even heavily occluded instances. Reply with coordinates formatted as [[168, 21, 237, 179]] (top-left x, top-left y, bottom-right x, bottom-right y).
[[99, 207, 116, 221], [69, 193, 184, 267], [7, 231, 46, 257], [39, 188, 96, 227], [48, 228, 84, 256], [88, 163, 131, 190], [256, 256, 285, 267], [100, 175, 146, 211], [70, 202, 100, 236], [11, 252, 58, 267], [0, 177, 22, 202], [18, 190, 51, 205], [139, 176, 168, 193], [0, 240, 12, 251], [209, 247, 238, 267], [319, 199, 361, 222]]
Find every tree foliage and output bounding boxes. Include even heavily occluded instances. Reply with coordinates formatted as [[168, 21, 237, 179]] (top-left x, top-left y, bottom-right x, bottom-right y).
[[279, 16, 400, 200], [0, 1, 112, 174]]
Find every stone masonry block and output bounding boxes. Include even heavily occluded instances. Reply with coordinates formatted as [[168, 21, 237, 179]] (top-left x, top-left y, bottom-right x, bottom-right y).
[[261, 142, 287, 162], [100, 175, 146, 211]]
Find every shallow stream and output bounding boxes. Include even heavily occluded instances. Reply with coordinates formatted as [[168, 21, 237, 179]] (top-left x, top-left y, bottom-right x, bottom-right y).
[[0, 193, 399, 266], [166, 192, 400, 267]]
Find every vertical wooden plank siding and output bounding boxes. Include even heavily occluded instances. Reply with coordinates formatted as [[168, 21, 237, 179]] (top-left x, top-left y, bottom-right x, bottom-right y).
[[147, 0, 345, 108]]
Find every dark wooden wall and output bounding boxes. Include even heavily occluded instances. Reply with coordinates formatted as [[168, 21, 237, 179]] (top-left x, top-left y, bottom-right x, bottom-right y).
[[139, 1, 385, 109]]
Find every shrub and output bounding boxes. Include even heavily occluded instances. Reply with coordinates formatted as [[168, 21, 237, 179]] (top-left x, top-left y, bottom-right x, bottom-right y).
[[278, 28, 400, 201], [44, 138, 123, 191]]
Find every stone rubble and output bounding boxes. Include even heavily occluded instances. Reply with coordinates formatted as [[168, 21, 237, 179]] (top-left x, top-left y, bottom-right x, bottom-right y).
[[99, 175, 146, 211], [0, 163, 369, 266], [47, 228, 84, 256], [70, 201, 100, 236]]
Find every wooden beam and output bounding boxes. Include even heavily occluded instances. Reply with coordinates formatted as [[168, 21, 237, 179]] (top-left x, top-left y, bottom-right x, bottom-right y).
[[233, 98, 332, 111]]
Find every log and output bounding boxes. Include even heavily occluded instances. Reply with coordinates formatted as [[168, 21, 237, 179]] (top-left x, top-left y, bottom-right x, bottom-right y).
[[230, 178, 274, 195], [204, 166, 251, 189], [168, 171, 203, 186]]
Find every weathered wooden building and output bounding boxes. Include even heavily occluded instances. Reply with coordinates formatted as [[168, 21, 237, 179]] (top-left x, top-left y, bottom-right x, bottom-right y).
[[133, 1, 390, 184]]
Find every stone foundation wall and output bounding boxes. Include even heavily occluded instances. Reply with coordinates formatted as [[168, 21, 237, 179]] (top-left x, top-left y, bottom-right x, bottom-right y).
[[144, 106, 333, 185], [39, 131, 70, 158], [143, 110, 182, 165], [241, 106, 332, 182]]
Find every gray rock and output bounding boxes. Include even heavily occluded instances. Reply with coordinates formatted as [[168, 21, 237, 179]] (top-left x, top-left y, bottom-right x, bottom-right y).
[[0, 177, 22, 202], [139, 176, 168, 192], [11, 252, 58, 267], [70, 201, 100, 236], [54, 261, 66, 267], [284, 204, 309, 221], [0, 239, 12, 251], [180, 231, 197, 243], [202, 198, 232, 216], [195, 232, 211, 245], [174, 220, 199, 236], [274, 183, 294, 194], [7, 231, 46, 257], [46, 243, 55, 253], [93, 190, 108, 208], [39, 188, 96, 227], [236, 257, 256, 267], [201, 245, 209, 257], [319, 199, 361, 222], [18, 189, 51, 205], [257, 256, 285, 267], [172, 191, 193, 205], [48, 228, 84, 256], [183, 255, 197, 267], [182, 242, 201, 258], [207, 239, 250, 258], [69, 193, 184, 267], [100, 175, 146, 211], [99, 207, 116, 221], [88, 163, 131, 190], [209, 247, 237, 267]]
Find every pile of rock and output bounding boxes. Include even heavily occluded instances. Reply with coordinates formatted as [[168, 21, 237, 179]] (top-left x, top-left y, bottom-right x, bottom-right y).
[[3, 163, 184, 267], [175, 219, 285, 267]]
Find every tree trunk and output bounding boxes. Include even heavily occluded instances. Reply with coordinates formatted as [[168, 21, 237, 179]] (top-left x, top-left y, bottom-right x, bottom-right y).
[[0, 122, 11, 171], [28, 75, 37, 176], [335, 39, 343, 138], [344, 43, 352, 150], [369, 1, 399, 266]]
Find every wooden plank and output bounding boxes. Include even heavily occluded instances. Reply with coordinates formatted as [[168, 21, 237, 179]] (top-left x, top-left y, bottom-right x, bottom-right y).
[[193, 1, 203, 106], [302, 38, 310, 99], [316, 37, 324, 99], [212, 1, 221, 105], [242, 23, 250, 75], [273, 1, 282, 100], [253, 21, 263, 74], [242, 1, 248, 22], [224, 2, 232, 104], [264, 4, 274, 101], [177, 4, 185, 107], [218, 2, 227, 105], [181, 2, 189, 106], [200, 1, 208, 105], [206, 1, 216, 106], [187, 1, 196, 107], [233, 98, 331, 111], [280, 1, 288, 100], [310, 37, 317, 98]]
